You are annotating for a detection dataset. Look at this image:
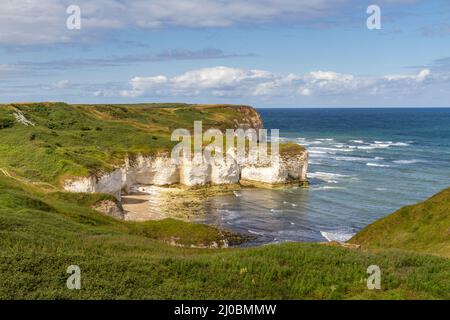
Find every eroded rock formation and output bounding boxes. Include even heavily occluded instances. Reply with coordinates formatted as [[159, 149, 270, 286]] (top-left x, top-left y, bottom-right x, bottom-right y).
[[64, 151, 308, 199]]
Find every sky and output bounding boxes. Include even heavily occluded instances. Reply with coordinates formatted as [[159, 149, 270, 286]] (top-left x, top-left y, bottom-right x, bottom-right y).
[[1, 0, 450, 107]]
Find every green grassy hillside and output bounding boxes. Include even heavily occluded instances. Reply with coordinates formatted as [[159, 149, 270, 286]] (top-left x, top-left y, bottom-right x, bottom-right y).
[[0, 102, 262, 185], [0, 173, 449, 299], [349, 188, 450, 257]]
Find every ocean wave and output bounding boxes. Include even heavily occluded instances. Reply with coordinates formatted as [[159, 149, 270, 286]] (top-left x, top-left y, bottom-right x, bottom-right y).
[[309, 150, 327, 154], [333, 156, 374, 162], [312, 186, 347, 191], [309, 171, 352, 180], [366, 163, 390, 167], [393, 159, 423, 164], [344, 141, 412, 150], [349, 140, 364, 144], [320, 230, 355, 242], [373, 141, 410, 147], [313, 146, 355, 153]]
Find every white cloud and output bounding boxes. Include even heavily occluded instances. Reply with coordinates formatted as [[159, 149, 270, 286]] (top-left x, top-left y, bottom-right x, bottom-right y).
[[120, 66, 293, 98], [299, 87, 312, 96], [119, 75, 168, 97], [55, 79, 70, 89], [0, 0, 354, 45], [119, 66, 435, 99], [384, 68, 431, 82], [301, 71, 367, 95]]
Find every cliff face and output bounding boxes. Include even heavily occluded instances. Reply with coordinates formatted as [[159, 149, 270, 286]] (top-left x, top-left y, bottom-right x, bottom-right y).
[[62, 104, 308, 200], [232, 105, 263, 131], [64, 151, 308, 198]]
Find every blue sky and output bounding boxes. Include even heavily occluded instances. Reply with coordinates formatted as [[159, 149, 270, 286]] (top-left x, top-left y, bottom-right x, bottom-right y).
[[1, 0, 450, 107]]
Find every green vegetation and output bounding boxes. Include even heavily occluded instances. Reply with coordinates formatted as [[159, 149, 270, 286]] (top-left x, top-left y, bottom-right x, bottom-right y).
[[279, 142, 306, 155], [350, 188, 450, 258], [0, 102, 262, 185], [0, 173, 449, 299], [0, 102, 448, 300]]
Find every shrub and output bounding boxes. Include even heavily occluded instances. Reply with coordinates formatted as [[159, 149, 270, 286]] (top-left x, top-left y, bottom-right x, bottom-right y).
[[0, 117, 14, 129]]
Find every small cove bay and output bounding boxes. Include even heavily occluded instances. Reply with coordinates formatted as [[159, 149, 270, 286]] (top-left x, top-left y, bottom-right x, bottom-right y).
[[195, 108, 450, 245]]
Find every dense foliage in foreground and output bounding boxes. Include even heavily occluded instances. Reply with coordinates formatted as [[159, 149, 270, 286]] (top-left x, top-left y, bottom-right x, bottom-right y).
[[0, 174, 449, 299]]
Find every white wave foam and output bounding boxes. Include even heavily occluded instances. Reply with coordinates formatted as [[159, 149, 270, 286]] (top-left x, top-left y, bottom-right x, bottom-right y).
[[373, 141, 410, 147], [347, 141, 412, 151], [309, 171, 352, 180], [312, 186, 347, 191], [320, 231, 355, 242], [392, 142, 410, 146], [366, 163, 390, 167], [350, 140, 364, 144], [248, 229, 264, 235], [309, 150, 327, 154], [333, 156, 373, 162], [313, 146, 355, 153], [393, 159, 423, 164]]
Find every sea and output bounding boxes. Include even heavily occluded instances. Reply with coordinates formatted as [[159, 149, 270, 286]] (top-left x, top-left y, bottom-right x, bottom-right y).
[[196, 108, 450, 245]]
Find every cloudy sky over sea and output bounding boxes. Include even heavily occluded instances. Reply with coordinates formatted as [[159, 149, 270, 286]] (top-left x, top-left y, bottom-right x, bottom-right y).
[[1, 0, 450, 107]]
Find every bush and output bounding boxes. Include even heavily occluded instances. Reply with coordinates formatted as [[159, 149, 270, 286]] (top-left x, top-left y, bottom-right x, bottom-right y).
[[0, 118, 14, 129]]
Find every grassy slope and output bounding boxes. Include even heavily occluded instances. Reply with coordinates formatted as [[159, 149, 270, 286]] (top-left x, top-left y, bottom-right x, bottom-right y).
[[0, 102, 261, 185], [349, 188, 450, 258], [0, 174, 449, 299]]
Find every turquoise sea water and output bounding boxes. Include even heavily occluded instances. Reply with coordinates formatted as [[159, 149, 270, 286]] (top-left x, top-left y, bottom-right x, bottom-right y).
[[197, 108, 450, 245]]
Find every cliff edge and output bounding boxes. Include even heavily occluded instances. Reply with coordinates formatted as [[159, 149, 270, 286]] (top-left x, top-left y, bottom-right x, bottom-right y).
[[0, 102, 308, 204]]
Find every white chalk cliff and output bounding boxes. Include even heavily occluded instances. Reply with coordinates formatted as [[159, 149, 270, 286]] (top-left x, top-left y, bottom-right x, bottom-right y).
[[63, 106, 308, 199], [64, 151, 308, 199]]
